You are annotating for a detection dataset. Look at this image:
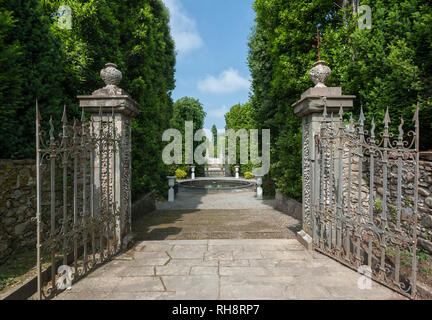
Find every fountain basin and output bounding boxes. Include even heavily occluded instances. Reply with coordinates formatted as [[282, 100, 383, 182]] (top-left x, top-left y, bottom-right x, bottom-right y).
[[178, 178, 255, 193]]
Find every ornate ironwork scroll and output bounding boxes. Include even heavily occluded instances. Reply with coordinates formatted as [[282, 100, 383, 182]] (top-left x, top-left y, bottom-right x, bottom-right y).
[[312, 102, 420, 298]]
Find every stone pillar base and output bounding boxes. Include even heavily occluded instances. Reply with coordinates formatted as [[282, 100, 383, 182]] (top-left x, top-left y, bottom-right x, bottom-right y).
[[296, 230, 313, 251]]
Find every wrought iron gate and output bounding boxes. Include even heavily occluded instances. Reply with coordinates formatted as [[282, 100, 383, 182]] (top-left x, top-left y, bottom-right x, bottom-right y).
[[35, 101, 122, 299], [312, 103, 420, 298]]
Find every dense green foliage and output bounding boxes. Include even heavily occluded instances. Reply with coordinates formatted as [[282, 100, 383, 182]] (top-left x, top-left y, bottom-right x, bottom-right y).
[[0, 0, 176, 199], [170, 97, 206, 135], [248, 0, 432, 200], [168, 97, 206, 177], [224, 102, 257, 175], [0, 0, 65, 159]]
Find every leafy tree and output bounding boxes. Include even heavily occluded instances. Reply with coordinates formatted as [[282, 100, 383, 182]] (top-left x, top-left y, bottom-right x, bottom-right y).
[[0, 0, 176, 198], [170, 97, 206, 135], [0, 0, 65, 159], [0, 5, 21, 157], [249, 0, 432, 200], [224, 102, 257, 176], [168, 97, 206, 176], [41, 0, 176, 199]]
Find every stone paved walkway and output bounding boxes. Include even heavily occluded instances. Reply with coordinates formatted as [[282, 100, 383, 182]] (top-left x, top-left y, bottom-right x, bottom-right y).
[[133, 191, 300, 240], [54, 239, 402, 300], [53, 190, 403, 300]]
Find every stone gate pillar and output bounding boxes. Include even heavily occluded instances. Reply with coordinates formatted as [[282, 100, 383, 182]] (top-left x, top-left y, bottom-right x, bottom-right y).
[[78, 63, 140, 248], [292, 60, 355, 247]]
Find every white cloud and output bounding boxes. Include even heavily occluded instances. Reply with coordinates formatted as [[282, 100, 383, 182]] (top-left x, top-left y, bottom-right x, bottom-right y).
[[162, 0, 204, 56], [198, 69, 251, 94], [208, 105, 228, 119]]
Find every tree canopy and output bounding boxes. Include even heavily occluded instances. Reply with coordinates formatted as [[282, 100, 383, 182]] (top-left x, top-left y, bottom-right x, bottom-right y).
[[168, 97, 206, 175], [0, 0, 176, 199], [247, 0, 432, 200]]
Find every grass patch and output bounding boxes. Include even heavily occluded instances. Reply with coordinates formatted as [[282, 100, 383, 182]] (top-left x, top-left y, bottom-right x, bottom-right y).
[[0, 248, 52, 295], [0, 249, 37, 292]]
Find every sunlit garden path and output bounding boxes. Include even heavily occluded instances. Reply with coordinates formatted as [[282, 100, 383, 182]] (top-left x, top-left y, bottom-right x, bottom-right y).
[[52, 190, 403, 300]]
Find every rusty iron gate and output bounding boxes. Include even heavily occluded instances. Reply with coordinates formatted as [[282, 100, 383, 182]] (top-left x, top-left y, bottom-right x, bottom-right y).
[[312, 102, 420, 298], [35, 101, 122, 299]]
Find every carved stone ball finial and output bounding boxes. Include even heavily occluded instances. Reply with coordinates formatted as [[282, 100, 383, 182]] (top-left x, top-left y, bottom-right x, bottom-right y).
[[100, 63, 122, 87], [309, 60, 331, 88], [92, 63, 128, 96]]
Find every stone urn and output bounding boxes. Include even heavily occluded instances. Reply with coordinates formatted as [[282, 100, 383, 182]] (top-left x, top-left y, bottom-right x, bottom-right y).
[[93, 63, 126, 96], [309, 60, 331, 88], [101, 63, 122, 86]]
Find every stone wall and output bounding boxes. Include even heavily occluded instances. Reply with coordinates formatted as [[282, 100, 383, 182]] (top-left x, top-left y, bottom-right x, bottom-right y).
[[0, 158, 156, 264], [131, 191, 156, 223], [274, 191, 302, 221], [0, 160, 37, 263], [372, 155, 432, 254]]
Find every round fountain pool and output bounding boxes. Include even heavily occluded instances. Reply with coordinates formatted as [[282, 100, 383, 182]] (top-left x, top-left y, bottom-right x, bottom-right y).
[[178, 179, 255, 193]]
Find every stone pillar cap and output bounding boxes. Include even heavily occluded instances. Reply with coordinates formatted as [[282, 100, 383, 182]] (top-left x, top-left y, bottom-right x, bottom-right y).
[[292, 86, 355, 118], [77, 63, 140, 118]]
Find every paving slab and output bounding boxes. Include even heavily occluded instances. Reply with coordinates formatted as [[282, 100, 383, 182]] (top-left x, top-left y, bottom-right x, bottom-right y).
[[156, 265, 191, 276], [162, 275, 219, 300], [53, 239, 404, 300], [51, 190, 405, 300], [134, 191, 300, 241], [220, 276, 297, 300], [190, 266, 218, 275], [112, 276, 165, 292]]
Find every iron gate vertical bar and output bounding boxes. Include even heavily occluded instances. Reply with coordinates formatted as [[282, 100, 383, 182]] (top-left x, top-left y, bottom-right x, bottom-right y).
[[90, 120, 96, 265], [35, 100, 42, 300], [49, 116, 56, 294], [73, 120, 78, 274], [355, 108, 365, 267], [379, 108, 391, 279], [90, 120, 96, 264], [98, 108, 104, 262], [411, 103, 420, 297], [395, 116, 405, 286], [61, 106, 68, 266], [368, 118, 375, 222], [112, 110, 118, 251], [106, 114, 111, 257], [313, 133, 319, 245], [328, 115, 334, 250], [368, 118, 376, 268], [319, 105, 327, 250], [336, 106, 344, 257], [346, 116, 354, 259], [81, 111, 88, 273]]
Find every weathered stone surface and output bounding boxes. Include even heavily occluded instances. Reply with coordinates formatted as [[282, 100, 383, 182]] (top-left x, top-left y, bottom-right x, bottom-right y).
[[421, 215, 432, 229], [190, 266, 218, 275], [425, 197, 432, 209], [418, 238, 432, 254], [52, 237, 403, 300], [156, 265, 190, 276], [274, 191, 302, 221], [14, 221, 30, 235], [113, 277, 165, 293], [419, 188, 431, 197]]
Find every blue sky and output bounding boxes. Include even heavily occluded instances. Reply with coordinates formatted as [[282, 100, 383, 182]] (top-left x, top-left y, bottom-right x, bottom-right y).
[[162, 0, 256, 131]]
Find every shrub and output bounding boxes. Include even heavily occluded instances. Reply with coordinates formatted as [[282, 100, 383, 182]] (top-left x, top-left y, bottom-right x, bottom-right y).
[[244, 172, 254, 179], [175, 169, 187, 180]]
